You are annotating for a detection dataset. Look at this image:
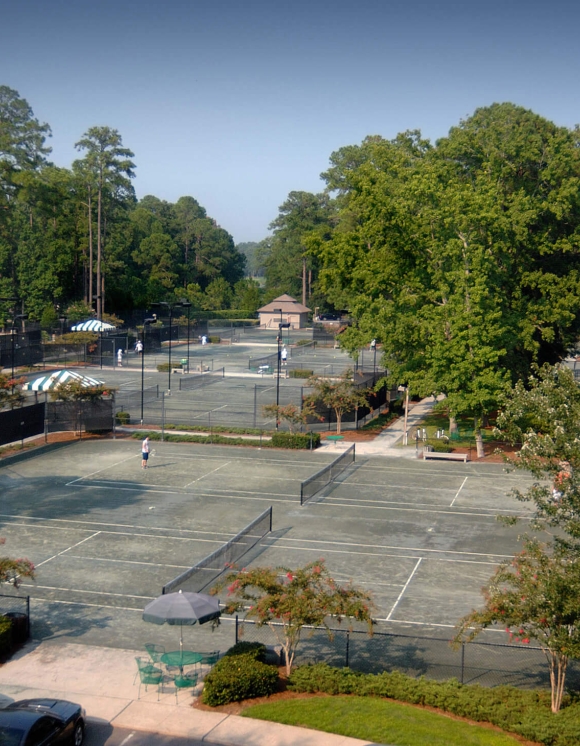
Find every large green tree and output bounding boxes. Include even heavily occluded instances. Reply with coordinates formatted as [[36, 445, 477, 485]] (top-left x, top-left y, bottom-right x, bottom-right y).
[[74, 127, 135, 318], [264, 191, 332, 304], [315, 106, 580, 450]]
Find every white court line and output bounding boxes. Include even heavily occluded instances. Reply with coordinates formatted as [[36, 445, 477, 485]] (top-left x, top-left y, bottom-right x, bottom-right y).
[[386, 558, 422, 621], [66, 453, 139, 486], [63, 554, 192, 570], [450, 477, 468, 507], [266, 541, 510, 560], [309, 500, 528, 520], [23, 583, 153, 600], [327, 494, 523, 515], [35, 531, 101, 568], [184, 461, 231, 487]]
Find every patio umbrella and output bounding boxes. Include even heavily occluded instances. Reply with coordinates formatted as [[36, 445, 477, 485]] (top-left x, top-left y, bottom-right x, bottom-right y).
[[142, 590, 221, 651], [70, 319, 115, 332], [22, 369, 104, 391]]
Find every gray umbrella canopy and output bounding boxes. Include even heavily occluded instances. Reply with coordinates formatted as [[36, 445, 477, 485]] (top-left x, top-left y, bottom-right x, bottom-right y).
[[142, 590, 221, 650]]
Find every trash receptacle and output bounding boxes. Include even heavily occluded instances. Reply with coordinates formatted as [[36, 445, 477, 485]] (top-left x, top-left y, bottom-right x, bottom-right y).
[[180, 358, 188, 372], [3, 612, 29, 644]]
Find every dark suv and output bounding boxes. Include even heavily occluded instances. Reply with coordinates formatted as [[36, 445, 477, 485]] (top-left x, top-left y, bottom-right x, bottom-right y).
[[0, 699, 85, 746]]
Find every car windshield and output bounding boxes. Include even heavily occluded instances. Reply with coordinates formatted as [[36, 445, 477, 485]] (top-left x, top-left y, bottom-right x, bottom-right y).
[[0, 725, 25, 746]]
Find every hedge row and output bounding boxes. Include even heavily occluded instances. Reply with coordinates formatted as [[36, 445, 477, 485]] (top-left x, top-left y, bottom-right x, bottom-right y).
[[288, 664, 580, 746], [131, 431, 321, 449], [0, 616, 12, 658], [288, 369, 313, 378], [202, 643, 277, 706]]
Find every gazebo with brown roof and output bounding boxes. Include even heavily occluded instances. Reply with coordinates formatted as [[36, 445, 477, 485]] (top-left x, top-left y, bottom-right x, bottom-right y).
[[257, 294, 311, 329]]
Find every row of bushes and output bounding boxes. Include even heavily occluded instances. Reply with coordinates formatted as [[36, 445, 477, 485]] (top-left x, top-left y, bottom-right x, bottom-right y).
[[202, 642, 278, 706], [288, 369, 313, 378], [288, 664, 580, 746], [0, 616, 12, 658], [131, 431, 321, 449]]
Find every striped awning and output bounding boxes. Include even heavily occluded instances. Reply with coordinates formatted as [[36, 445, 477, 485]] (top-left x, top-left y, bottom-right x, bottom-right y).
[[70, 319, 115, 332], [22, 370, 105, 392]]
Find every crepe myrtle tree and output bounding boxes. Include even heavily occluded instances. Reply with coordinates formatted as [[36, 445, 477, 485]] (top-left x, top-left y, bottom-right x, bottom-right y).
[[305, 370, 369, 435], [261, 401, 320, 433], [455, 538, 580, 713], [214, 559, 374, 675], [494, 363, 580, 549], [0, 538, 34, 587]]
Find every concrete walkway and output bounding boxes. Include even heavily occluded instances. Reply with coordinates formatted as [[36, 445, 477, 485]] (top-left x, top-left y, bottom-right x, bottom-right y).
[[0, 641, 384, 746], [317, 397, 438, 457]]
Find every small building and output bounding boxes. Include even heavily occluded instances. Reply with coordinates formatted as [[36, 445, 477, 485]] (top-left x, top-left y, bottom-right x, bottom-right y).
[[257, 294, 311, 330]]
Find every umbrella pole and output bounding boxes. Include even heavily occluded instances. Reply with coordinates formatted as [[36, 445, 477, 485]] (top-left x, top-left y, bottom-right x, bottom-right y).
[[180, 625, 183, 652]]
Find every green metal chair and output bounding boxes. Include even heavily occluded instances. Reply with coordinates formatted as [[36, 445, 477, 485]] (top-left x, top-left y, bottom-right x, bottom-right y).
[[197, 650, 220, 679], [135, 656, 163, 700], [144, 642, 165, 663], [172, 670, 199, 703]]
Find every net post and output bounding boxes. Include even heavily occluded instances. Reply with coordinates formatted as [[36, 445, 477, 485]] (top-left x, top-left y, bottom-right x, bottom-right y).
[[269, 506, 272, 532]]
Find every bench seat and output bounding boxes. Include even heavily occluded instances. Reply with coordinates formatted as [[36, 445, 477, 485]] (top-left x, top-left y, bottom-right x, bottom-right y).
[[424, 451, 468, 462]]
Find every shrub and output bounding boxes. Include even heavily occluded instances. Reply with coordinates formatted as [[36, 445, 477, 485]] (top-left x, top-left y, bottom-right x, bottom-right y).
[[157, 362, 182, 372], [208, 335, 221, 343], [201, 652, 278, 706], [223, 641, 267, 662], [271, 432, 320, 449], [0, 616, 12, 658], [295, 339, 312, 346], [116, 411, 130, 425], [287, 664, 580, 746], [289, 369, 313, 378], [428, 439, 452, 453]]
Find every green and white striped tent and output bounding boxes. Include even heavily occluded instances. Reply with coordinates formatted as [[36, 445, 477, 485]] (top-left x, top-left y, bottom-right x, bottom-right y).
[[70, 319, 115, 332], [22, 370, 104, 392]]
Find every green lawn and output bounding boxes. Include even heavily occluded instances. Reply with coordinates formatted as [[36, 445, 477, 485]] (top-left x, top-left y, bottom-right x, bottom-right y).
[[241, 696, 526, 746]]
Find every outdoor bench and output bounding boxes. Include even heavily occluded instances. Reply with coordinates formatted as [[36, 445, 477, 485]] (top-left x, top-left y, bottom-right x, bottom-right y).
[[424, 451, 469, 462]]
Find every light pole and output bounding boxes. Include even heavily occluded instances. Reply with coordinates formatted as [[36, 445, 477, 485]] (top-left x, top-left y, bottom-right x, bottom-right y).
[[140, 315, 156, 423], [398, 385, 410, 445], [180, 300, 192, 373], [273, 308, 290, 430], [151, 301, 184, 392], [10, 313, 27, 391]]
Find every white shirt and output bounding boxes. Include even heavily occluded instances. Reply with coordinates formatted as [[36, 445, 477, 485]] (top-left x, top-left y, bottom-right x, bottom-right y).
[[142, 439, 149, 453]]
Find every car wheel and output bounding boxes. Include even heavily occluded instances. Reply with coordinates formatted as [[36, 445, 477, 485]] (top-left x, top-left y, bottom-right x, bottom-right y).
[[73, 720, 84, 746]]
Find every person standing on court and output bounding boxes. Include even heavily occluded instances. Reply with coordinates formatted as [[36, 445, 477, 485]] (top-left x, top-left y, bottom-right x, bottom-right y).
[[117, 348, 123, 367], [281, 345, 288, 366], [201, 335, 208, 346], [142, 436, 150, 469], [135, 340, 143, 355]]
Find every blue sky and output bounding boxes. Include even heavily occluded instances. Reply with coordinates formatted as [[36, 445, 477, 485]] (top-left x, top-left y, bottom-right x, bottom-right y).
[[2, 0, 579, 243]]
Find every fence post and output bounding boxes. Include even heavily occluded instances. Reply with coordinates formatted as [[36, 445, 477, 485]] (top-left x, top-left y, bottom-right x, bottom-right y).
[[460, 642, 465, 684], [345, 629, 350, 668], [235, 615, 239, 644], [253, 384, 257, 428], [161, 392, 165, 441]]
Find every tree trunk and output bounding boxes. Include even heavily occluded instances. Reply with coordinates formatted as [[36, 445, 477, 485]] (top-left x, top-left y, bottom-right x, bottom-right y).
[[302, 256, 307, 307], [336, 411, 342, 435], [548, 651, 568, 713], [449, 416, 459, 437], [475, 429, 485, 459]]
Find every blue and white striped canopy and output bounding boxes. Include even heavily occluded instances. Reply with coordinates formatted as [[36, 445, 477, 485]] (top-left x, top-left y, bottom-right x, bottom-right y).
[[70, 319, 115, 332], [22, 370, 105, 392]]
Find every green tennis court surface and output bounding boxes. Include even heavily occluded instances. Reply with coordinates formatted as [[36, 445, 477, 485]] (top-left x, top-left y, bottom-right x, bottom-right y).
[[0, 440, 535, 653]]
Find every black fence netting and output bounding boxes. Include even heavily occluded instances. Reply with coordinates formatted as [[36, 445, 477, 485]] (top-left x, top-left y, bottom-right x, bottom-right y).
[[179, 368, 225, 391], [162, 507, 273, 594], [46, 400, 114, 433], [234, 619, 580, 690], [0, 403, 45, 446], [300, 444, 355, 504]]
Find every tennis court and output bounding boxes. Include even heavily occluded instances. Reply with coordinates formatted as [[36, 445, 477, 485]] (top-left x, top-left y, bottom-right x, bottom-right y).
[[0, 440, 535, 654]]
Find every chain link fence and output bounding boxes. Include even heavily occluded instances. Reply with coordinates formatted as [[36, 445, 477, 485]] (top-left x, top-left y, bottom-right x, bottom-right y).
[[233, 618, 580, 690]]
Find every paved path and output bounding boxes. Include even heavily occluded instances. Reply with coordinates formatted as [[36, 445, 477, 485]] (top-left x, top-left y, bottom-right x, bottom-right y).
[[317, 397, 439, 458], [0, 641, 385, 746]]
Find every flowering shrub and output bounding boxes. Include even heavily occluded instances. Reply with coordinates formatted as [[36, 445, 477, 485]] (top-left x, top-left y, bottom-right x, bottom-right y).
[[201, 652, 278, 706]]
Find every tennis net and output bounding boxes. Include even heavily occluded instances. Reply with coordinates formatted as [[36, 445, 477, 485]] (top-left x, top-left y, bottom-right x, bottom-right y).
[[179, 367, 225, 390], [162, 506, 273, 594], [300, 444, 355, 505]]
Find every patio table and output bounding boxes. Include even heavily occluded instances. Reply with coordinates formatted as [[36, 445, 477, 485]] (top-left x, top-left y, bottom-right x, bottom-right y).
[[161, 650, 203, 674], [161, 650, 203, 673]]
